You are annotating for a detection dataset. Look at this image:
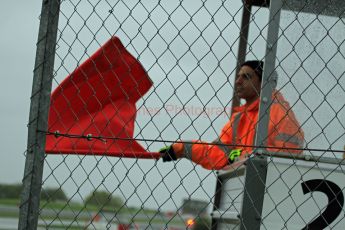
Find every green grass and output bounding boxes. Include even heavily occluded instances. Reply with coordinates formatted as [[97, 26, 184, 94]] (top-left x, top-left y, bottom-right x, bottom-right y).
[[0, 198, 20, 206], [0, 198, 101, 212], [40, 200, 87, 211], [0, 199, 156, 214], [37, 224, 84, 230], [0, 199, 162, 218], [0, 199, 187, 227]]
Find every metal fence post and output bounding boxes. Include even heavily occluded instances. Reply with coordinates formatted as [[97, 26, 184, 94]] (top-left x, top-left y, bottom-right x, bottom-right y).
[[254, 0, 282, 146], [240, 157, 268, 230], [240, 0, 282, 229], [18, 0, 60, 229], [231, 3, 252, 110]]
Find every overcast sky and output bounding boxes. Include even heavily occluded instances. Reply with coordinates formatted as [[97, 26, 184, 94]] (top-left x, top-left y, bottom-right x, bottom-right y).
[[0, 1, 41, 184]]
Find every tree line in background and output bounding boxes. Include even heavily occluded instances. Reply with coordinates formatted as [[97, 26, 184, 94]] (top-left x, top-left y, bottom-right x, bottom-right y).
[[1, 184, 210, 229], [0, 183, 123, 209]]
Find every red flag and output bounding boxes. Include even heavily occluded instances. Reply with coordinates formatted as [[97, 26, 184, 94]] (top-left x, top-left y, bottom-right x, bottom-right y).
[[46, 36, 160, 159]]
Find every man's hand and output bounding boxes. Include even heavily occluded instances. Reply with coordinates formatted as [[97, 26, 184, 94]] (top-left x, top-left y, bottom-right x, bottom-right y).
[[159, 145, 178, 162]]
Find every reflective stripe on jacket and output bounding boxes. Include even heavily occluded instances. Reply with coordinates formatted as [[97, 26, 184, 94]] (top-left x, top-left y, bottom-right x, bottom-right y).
[[181, 91, 304, 170]]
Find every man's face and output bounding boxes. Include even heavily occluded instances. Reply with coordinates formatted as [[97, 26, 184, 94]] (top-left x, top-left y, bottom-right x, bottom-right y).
[[235, 65, 262, 104]]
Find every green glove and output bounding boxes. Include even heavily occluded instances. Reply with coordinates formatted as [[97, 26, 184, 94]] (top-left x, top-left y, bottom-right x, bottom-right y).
[[159, 145, 177, 162], [228, 149, 242, 163]]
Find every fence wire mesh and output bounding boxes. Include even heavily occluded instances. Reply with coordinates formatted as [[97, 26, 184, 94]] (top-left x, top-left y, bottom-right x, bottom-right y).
[[20, 0, 345, 229]]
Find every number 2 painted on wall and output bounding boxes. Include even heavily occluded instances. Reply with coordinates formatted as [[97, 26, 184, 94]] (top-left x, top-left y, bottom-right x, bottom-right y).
[[301, 179, 344, 229]]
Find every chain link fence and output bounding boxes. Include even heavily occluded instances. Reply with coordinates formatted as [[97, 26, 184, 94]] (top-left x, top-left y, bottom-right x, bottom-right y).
[[19, 0, 345, 229]]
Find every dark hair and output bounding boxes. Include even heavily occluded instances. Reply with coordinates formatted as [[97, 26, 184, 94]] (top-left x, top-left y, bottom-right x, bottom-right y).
[[241, 60, 264, 80]]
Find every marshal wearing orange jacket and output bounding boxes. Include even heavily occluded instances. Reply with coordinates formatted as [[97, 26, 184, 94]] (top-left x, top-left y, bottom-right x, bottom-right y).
[[159, 60, 304, 170]]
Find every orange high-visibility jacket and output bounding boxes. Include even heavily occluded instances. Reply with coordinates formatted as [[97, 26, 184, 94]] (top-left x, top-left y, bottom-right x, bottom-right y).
[[181, 91, 304, 170]]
